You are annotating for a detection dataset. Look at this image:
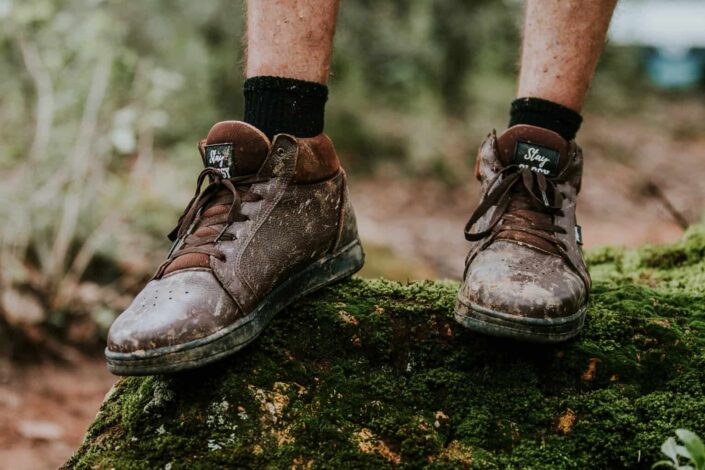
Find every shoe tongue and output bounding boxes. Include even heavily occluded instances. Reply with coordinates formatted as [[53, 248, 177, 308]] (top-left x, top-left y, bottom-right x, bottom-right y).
[[202, 121, 271, 177], [496, 124, 569, 178]]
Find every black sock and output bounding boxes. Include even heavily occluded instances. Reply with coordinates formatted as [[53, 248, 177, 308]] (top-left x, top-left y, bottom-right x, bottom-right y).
[[243, 76, 328, 140], [509, 97, 583, 141]]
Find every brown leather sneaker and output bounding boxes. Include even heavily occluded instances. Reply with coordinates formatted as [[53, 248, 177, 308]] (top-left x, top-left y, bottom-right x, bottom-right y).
[[106, 121, 364, 374], [455, 125, 590, 342]]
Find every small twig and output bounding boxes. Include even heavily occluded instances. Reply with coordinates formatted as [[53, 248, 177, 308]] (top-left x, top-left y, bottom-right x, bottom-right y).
[[63, 212, 118, 291], [48, 53, 113, 298], [642, 180, 689, 230], [16, 37, 55, 165]]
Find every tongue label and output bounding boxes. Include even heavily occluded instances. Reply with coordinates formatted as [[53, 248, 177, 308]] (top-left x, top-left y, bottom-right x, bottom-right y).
[[512, 141, 560, 177], [203, 143, 234, 178]]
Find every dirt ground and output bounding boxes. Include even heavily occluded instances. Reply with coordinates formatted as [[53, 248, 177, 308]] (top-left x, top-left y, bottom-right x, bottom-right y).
[[0, 358, 114, 470], [2, 104, 705, 469]]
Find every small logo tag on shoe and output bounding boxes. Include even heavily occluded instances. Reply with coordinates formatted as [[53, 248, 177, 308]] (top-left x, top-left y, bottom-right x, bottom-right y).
[[203, 143, 234, 178], [512, 141, 560, 177]]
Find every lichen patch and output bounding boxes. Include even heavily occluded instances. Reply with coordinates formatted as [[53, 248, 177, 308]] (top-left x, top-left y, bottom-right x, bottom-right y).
[[353, 428, 401, 464], [429, 440, 474, 465], [581, 357, 601, 381], [556, 408, 577, 434], [337, 310, 359, 325], [248, 382, 301, 447]]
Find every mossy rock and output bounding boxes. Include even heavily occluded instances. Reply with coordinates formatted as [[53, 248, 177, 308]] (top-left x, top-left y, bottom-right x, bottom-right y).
[[65, 227, 705, 469]]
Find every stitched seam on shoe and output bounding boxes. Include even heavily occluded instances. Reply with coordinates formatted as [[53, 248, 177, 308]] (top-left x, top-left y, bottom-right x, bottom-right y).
[[332, 170, 347, 254], [235, 137, 297, 296]]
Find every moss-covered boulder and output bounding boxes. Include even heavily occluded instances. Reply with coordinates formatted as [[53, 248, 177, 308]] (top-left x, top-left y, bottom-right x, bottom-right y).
[[66, 228, 705, 469]]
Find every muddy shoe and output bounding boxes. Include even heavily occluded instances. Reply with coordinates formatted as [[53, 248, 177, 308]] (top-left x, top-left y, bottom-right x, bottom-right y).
[[455, 125, 591, 342], [106, 121, 364, 375]]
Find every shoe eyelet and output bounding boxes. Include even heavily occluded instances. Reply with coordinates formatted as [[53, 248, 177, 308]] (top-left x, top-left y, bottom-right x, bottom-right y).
[[276, 148, 285, 156]]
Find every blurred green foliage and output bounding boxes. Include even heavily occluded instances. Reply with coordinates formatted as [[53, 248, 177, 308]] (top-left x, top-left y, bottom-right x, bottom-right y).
[[0, 0, 649, 173]]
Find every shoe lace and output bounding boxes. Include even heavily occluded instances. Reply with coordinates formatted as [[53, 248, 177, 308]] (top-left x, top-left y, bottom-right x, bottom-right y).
[[464, 165, 567, 252], [155, 167, 269, 277]]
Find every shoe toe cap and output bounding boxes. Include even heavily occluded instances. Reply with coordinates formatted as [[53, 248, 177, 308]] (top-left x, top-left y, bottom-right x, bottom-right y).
[[460, 241, 586, 319], [107, 270, 240, 353]]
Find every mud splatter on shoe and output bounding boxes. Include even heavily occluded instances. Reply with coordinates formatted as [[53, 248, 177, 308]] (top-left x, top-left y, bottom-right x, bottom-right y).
[[106, 121, 364, 374], [455, 125, 590, 342]]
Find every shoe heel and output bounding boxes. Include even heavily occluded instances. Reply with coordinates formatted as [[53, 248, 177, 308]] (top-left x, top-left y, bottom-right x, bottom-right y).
[[298, 239, 365, 296]]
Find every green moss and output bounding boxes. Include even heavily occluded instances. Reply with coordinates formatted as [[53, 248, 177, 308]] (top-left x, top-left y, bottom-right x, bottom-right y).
[[65, 227, 705, 469]]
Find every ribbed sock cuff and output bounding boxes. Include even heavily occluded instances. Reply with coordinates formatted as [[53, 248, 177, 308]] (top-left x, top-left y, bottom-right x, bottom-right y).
[[243, 76, 328, 140], [509, 97, 583, 141]]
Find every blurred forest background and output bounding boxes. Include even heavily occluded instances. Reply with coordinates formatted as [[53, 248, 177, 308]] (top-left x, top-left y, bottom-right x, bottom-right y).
[[1, 0, 705, 467]]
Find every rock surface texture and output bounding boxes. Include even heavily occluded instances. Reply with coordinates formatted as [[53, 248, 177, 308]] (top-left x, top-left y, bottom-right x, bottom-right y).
[[65, 227, 705, 469]]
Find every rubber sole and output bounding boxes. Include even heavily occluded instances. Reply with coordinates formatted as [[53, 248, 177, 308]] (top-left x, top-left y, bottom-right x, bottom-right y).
[[106, 240, 364, 375], [454, 293, 586, 343]]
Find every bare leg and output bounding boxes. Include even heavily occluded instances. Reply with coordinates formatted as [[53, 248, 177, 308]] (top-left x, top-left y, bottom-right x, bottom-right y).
[[517, 0, 617, 112], [246, 0, 340, 84]]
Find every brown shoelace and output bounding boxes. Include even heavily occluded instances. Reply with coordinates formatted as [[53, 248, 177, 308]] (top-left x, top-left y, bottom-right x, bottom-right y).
[[464, 165, 567, 252], [155, 167, 268, 277]]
